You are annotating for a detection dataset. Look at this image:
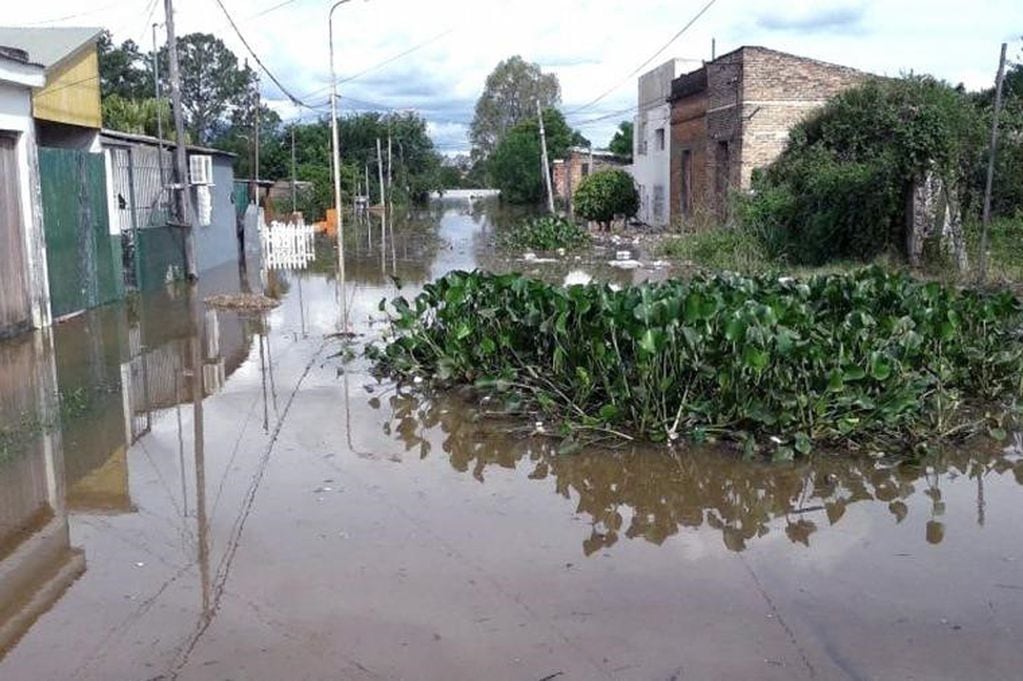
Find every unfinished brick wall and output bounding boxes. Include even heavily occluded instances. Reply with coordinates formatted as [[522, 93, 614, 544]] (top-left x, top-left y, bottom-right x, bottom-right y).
[[739, 48, 866, 187], [553, 150, 627, 204], [669, 89, 708, 224]]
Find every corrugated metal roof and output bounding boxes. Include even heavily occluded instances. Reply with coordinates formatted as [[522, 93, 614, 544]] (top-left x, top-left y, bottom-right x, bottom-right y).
[[100, 129, 237, 158], [0, 26, 102, 71]]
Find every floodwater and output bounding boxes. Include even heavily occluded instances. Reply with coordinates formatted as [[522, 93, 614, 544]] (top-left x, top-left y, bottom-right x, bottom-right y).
[[1, 197, 1022, 681]]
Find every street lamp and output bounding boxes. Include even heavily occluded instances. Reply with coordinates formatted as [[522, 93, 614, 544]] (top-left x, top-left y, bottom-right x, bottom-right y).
[[329, 0, 356, 329]]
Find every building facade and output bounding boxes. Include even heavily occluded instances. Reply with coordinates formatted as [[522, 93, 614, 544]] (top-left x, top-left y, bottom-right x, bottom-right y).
[[552, 147, 629, 205], [0, 47, 49, 338], [632, 59, 691, 227], [669, 47, 865, 226]]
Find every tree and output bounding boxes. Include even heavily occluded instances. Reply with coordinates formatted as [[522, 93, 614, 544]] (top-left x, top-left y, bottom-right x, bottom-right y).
[[102, 95, 173, 139], [574, 169, 639, 230], [159, 33, 254, 144], [97, 32, 151, 100], [488, 108, 578, 204], [740, 75, 985, 265], [609, 121, 633, 160], [470, 56, 560, 161]]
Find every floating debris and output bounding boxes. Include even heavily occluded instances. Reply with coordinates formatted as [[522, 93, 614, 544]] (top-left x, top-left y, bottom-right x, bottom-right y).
[[204, 293, 280, 311]]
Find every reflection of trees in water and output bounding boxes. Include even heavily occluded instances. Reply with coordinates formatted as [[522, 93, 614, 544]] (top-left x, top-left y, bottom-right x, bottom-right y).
[[379, 392, 1023, 555]]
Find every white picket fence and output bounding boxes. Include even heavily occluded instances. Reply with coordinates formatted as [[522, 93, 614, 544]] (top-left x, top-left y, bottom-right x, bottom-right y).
[[261, 219, 315, 270]]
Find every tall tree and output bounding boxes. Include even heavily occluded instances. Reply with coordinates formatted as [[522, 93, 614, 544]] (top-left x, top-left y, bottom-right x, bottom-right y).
[[609, 121, 633, 160], [470, 56, 560, 161], [97, 32, 150, 100], [488, 108, 577, 204], [159, 33, 254, 144]]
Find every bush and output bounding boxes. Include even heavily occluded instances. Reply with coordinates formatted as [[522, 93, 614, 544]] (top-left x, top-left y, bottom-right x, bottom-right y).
[[374, 268, 1023, 456], [659, 228, 769, 273], [741, 76, 985, 265], [574, 169, 639, 229], [501, 216, 590, 251]]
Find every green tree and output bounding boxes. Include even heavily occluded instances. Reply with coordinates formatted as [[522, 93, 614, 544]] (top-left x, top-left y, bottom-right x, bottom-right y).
[[471, 56, 560, 161], [159, 33, 254, 144], [609, 121, 633, 160], [574, 168, 639, 229], [97, 32, 150, 100], [741, 75, 985, 265], [973, 62, 1023, 217], [102, 95, 173, 138], [488, 108, 578, 204]]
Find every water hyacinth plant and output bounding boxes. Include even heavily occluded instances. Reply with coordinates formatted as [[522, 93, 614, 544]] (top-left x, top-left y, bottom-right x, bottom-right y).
[[371, 268, 1023, 457], [500, 216, 590, 252]]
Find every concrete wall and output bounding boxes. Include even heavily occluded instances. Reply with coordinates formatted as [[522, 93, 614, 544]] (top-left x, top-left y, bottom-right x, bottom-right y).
[[632, 60, 685, 227], [0, 76, 51, 331]]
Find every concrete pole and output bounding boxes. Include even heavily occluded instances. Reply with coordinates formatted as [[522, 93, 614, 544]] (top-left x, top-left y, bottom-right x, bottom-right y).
[[290, 126, 297, 214], [387, 134, 393, 209], [329, 0, 352, 328], [537, 99, 555, 214], [163, 0, 196, 279], [978, 42, 1008, 285], [376, 137, 386, 209], [151, 22, 164, 185]]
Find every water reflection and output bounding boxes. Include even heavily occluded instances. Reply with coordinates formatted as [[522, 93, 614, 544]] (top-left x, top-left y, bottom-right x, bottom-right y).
[[378, 391, 1023, 555]]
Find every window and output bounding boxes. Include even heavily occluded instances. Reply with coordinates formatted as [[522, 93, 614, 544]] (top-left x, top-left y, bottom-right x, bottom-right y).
[[715, 141, 731, 220], [655, 128, 665, 151], [653, 185, 665, 222]]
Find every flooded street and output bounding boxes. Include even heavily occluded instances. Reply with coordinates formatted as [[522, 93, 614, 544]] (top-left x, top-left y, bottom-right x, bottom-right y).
[[2, 197, 1022, 681]]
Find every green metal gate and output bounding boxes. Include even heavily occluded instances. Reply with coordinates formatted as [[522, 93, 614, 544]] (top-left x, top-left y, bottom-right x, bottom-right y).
[[39, 147, 123, 318]]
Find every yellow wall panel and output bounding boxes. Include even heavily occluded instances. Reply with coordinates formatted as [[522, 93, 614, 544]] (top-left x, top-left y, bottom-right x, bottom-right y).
[[33, 48, 102, 129]]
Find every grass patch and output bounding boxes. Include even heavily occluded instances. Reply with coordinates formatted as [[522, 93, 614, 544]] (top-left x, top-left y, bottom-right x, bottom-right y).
[[659, 228, 770, 274], [372, 268, 1023, 458], [500, 216, 590, 252]]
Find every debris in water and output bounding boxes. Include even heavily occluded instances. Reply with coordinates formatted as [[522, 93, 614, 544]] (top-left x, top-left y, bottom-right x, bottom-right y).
[[204, 293, 280, 311]]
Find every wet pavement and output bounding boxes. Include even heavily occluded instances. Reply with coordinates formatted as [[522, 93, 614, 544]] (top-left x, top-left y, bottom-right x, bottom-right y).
[[1, 197, 1022, 681]]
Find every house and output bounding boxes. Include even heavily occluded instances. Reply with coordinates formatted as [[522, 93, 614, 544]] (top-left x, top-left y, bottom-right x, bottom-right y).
[[99, 130, 241, 291], [0, 46, 49, 338], [0, 27, 120, 321], [668, 46, 865, 225], [552, 147, 629, 205], [632, 59, 692, 227]]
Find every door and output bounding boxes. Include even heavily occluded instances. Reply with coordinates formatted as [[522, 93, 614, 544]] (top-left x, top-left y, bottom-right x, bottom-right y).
[[681, 150, 693, 219], [0, 133, 33, 337]]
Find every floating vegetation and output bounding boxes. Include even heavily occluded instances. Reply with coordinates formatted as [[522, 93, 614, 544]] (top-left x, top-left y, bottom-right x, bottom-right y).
[[500, 216, 590, 252], [371, 268, 1023, 457], [204, 293, 280, 311]]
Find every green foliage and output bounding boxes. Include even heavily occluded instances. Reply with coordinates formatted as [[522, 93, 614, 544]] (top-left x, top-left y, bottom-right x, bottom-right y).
[[501, 216, 590, 251], [471, 55, 561, 160], [974, 63, 1023, 217], [101, 95, 174, 139], [97, 32, 151, 100], [741, 76, 986, 264], [374, 268, 1023, 455], [608, 121, 633, 160], [573, 169, 639, 227], [659, 228, 769, 273], [488, 108, 578, 204]]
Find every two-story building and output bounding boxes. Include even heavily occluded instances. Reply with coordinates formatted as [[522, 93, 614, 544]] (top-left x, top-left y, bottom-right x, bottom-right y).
[[668, 46, 865, 226]]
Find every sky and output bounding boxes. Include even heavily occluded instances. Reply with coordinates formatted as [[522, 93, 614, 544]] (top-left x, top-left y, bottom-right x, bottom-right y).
[[6, 0, 1022, 154]]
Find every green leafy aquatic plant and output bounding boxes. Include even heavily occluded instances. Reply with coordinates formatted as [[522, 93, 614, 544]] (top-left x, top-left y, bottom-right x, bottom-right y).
[[500, 216, 590, 252], [371, 268, 1023, 457]]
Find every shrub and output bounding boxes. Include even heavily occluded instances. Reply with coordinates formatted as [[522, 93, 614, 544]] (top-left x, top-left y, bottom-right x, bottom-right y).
[[501, 216, 590, 251], [574, 169, 639, 229], [373, 268, 1023, 457], [659, 228, 769, 274]]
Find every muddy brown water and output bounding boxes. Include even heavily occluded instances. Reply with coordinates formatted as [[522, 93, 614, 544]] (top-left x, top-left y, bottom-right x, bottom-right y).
[[1, 198, 1021, 681]]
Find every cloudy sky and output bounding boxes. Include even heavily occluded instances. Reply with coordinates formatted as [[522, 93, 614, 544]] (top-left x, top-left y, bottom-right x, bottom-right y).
[[8, 0, 1022, 153]]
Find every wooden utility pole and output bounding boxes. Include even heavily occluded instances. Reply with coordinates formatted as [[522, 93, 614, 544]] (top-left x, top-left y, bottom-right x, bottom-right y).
[[151, 22, 164, 185], [290, 125, 297, 214], [387, 134, 393, 207], [537, 99, 555, 214], [979, 42, 1008, 285], [376, 138, 386, 208], [163, 0, 196, 278], [364, 164, 370, 205], [253, 70, 261, 191]]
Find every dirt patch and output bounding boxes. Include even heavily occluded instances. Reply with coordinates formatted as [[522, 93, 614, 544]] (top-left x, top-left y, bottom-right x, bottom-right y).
[[204, 293, 280, 311]]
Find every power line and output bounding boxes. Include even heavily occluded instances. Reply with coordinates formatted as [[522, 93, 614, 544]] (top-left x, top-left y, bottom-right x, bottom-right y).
[[566, 0, 719, 115], [23, 0, 130, 25], [246, 0, 300, 21], [208, 0, 311, 108]]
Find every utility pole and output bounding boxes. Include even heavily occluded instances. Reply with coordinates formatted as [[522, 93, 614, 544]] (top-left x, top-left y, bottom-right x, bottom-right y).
[[537, 99, 555, 214], [979, 42, 1008, 285], [364, 164, 370, 205], [328, 0, 352, 331], [376, 137, 386, 209], [151, 22, 165, 185], [290, 125, 297, 215], [253, 69, 260, 195], [163, 0, 196, 278], [712, 37, 716, 61], [387, 134, 393, 208]]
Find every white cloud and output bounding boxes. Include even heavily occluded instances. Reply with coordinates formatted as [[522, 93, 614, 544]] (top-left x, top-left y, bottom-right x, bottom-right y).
[[6, 0, 1021, 152]]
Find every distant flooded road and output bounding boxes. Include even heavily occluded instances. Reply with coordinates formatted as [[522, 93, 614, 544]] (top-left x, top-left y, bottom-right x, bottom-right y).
[[1, 197, 1022, 680]]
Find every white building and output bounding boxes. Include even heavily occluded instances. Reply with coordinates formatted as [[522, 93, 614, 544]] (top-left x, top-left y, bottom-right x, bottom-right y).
[[632, 59, 688, 228], [0, 45, 49, 337]]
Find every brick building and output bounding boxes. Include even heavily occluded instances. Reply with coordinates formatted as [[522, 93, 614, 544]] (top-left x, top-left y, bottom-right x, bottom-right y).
[[668, 46, 865, 225], [552, 147, 628, 205]]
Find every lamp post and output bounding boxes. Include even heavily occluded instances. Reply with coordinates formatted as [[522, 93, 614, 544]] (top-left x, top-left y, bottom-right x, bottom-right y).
[[329, 0, 354, 330]]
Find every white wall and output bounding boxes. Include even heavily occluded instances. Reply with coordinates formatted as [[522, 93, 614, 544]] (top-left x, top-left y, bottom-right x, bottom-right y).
[[630, 59, 684, 228], [0, 76, 51, 329]]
